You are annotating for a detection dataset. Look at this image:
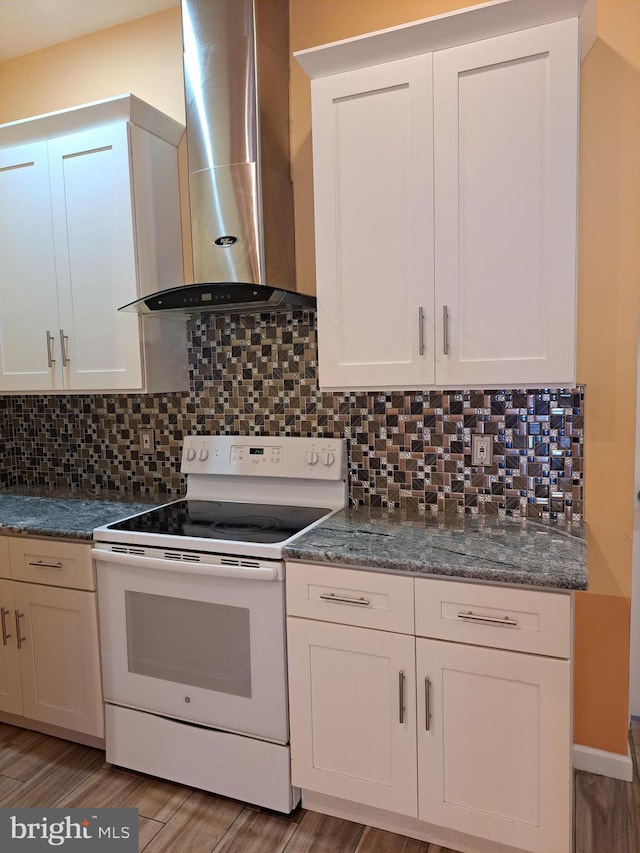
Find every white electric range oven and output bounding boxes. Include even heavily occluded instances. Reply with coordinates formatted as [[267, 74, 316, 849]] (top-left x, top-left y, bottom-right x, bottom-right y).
[[92, 435, 346, 813]]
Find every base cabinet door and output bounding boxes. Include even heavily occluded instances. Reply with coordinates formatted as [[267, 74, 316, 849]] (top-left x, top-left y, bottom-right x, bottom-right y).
[[287, 617, 417, 816], [12, 581, 103, 737], [0, 579, 23, 716], [416, 637, 571, 853]]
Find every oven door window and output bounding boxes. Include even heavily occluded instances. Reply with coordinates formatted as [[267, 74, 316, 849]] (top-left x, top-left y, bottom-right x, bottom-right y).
[[125, 591, 251, 698]]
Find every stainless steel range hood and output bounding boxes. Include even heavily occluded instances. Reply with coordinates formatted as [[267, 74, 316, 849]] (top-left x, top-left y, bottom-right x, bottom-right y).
[[121, 0, 314, 316]]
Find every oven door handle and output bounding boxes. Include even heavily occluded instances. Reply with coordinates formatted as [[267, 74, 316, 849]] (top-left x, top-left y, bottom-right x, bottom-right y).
[[90, 548, 280, 581]]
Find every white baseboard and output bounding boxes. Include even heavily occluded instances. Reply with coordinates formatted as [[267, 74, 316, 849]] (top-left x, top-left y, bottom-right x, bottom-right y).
[[573, 743, 634, 782]]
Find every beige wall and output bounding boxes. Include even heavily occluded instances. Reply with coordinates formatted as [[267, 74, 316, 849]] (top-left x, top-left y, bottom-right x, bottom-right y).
[[0, 0, 638, 755], [0, 8, 184, 125], [573, 0, 640, 752]]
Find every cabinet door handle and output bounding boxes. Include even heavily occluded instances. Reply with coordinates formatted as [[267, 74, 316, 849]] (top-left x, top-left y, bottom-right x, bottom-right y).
[[28, 560, 63, 569], [425, 677, 431, 731], [457, 610, 518, 627], [0, 607, 10, 646], [442, 305, 450, 355], [398, 670, 405, 724], [319, 592, 370, 607], [46, 331, 56, 367], [59, 329, 70, 366], [418, 306, 425, 355], [15, 610, 25, 650]]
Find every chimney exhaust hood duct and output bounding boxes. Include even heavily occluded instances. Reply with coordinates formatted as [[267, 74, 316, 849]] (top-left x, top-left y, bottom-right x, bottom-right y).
[[120, 0, 315, 316]]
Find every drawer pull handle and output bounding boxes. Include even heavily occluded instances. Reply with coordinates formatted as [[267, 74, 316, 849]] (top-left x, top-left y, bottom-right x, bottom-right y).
[[425, 677, 431, 731], [15, 610, 25, 650], [28, 560, 63, 569], [319, 592, 370, 607], [0, 606, 10, 646], [399, 670, 405, 724], [457, 610, 518, 627]]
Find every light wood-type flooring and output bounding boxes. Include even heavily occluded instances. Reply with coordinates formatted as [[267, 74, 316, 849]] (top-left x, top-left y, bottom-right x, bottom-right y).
[[0, 720, 638, 852]]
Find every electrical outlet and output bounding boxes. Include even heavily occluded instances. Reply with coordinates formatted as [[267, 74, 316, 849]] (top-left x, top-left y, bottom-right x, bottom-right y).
[[471, 434, 493, 466], [140, 428, 156, 455]]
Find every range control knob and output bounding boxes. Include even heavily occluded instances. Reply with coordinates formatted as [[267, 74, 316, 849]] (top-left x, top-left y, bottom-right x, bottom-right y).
[[185, 447, 196, 462], [199, 448, 209, 462], [323, 450, 336, 467], [306, 450, 319, 466]]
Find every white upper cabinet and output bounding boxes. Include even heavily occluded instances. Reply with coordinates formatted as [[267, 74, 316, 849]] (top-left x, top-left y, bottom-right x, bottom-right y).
[[0, 141, 61, 392], [433, 20, 579, 387], [296, 0, 595, 391], [0, 95, 188, 394], [309, 56, 435, 389]]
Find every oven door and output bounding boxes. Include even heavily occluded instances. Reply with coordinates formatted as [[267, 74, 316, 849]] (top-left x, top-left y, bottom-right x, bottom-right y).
[[94, 548, 288, 743]]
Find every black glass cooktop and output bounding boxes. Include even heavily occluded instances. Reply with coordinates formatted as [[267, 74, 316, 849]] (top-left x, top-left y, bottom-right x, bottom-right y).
[[107, 500, 332, 544]]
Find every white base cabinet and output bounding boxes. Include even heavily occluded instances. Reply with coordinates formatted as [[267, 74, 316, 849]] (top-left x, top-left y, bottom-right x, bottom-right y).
[[286, 561, 573, 853], [0, 94, 187, 394], [0, 537, 103, 739], [287, 618, 417, 817], [417, 639, 571, 853], [295, 1, 592, 391]]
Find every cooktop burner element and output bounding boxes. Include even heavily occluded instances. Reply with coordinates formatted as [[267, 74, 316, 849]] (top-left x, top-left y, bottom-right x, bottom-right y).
[[107, 500, 332, 544], [211, 516, 281, 534]]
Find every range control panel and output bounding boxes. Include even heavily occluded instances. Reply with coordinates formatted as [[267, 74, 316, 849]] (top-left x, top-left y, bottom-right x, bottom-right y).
[[181, 435, 345, 480]]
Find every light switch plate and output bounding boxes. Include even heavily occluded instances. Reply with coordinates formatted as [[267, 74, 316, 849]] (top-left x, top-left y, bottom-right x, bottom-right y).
[[471, 434, 493, 466]]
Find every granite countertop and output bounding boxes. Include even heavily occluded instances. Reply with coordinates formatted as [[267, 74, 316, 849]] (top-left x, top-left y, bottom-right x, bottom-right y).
[[0, 489, 588, 588], [0, 487, 167, 541], [283, 506, 587, 590]]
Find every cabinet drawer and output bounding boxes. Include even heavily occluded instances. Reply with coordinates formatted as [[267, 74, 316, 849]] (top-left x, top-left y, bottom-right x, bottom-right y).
[[9, 538, 95, 590], [414, 577, 570, 658], [286, 562, 414, 634]]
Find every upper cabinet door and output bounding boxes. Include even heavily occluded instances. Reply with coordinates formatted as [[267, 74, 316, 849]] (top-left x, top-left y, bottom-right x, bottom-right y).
[[0, 142, 61, 391], [433, 19, 579, 387], [311, 55, 435, 390], [49, 123, 143, 391]]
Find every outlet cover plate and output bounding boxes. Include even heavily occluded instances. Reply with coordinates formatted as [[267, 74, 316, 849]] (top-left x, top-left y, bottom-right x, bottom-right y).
[[471, 434, 493, 466], [140, 428, 156, 455]]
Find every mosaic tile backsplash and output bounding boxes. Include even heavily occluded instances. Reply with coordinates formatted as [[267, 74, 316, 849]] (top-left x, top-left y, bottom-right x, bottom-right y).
[[1, 310, 584, 521], [0, 397, 13, 486]]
